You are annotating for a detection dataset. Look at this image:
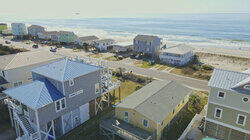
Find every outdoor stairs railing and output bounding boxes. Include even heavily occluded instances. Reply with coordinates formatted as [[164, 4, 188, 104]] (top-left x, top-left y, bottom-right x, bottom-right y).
[[18, 114, 35, 134], [14, 111, 38, 140]]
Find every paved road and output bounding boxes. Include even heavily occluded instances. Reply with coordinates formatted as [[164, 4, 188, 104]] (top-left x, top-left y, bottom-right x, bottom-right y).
[[108, 61, 208, 91], [0, 37, 209, 91]]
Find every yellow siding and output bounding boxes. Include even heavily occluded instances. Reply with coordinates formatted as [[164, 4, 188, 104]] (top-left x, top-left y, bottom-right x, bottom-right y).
[[158, 95, 189, 134], [115, 107, 157, 133], [115, 95, 189, 135]]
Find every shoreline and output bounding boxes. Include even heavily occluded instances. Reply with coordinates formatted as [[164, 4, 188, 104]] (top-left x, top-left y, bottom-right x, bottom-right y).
[[2, 21, 250, 51]]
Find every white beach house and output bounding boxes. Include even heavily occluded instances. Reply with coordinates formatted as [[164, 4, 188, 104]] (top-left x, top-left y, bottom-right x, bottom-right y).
[[159, 44, 195, 66], [93, 39, 115, 51]]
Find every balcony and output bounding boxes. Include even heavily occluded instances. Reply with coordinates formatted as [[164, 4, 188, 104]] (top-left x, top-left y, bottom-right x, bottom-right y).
[[100, 117, 155, 140]]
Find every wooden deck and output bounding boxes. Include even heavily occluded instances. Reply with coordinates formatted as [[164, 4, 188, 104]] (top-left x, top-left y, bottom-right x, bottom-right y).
[[100, 117, 154, 140]]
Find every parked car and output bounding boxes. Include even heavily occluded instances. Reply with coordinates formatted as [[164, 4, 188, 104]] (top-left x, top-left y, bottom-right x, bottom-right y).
[[50, 47, 57, 52], [92, 50, 99, 54], [32, 44, 39, 48], [5, 41, 11, 44]]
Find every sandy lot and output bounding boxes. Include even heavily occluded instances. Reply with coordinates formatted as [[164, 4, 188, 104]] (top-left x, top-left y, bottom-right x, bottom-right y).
[[197, 52, 250, 72], [167, 43, 250, 72]]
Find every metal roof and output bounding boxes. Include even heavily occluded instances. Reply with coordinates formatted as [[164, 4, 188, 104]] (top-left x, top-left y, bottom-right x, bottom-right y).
[[3, 79, 65, 109], [114, 42, 133, 47], [161, 44, 194, 55], [208, 69, 250, 95], [94, 39, 115, 44], [31, 59, 102, 82], [0, 50, 64, 70], [134, 35, 160, 42], [115, 80, 193, 122]]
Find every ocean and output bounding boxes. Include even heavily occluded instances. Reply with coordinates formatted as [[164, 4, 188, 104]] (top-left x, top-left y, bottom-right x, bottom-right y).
[[1, 13, 250, 50]]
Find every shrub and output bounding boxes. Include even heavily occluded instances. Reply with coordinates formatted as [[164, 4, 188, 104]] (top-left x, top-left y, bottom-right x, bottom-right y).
[[136, 77, 146, 84], [72, 47, 77, 51], [201, 64, 214, 71], [135, 85, 142, 91]]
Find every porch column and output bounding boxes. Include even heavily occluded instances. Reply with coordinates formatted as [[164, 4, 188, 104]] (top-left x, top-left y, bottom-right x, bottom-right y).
[[35, 109, 41, 140], [228, 128, 231, 140], [52, 120, 55, 140]]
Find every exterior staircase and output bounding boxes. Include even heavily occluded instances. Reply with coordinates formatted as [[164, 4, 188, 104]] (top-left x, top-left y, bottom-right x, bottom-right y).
[[18, 114, 35, 134]]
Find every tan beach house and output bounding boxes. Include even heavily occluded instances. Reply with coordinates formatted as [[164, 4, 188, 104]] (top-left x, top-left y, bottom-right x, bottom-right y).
[[205, 69, 250, 140], [100, 80, 192, 140]]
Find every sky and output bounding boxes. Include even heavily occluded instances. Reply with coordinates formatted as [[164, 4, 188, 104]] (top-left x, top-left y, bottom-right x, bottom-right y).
[[0, 0, 250, 19]]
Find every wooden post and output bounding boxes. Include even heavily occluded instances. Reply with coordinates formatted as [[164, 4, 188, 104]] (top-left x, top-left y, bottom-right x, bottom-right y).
[[9, 107, 14, 127], [119, 87, 121, 102], [108, 92, 110, 107]]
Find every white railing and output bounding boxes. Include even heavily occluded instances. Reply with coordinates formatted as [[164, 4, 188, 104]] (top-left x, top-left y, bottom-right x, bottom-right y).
[[8, 100, 22, 114], [112, 124, 151, 140], [13, 111, 29, 135]]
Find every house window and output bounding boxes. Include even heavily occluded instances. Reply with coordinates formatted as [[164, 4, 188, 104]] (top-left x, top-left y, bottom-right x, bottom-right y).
[[56, 101, 60, 111], [214, 108, 222, 119], [236, 114, 246, 126], [244, 85, 250, 90], [95, 83, 100, 94], [143, 118, 149, 127], [55, 98, 66, 112], [242, 97, 249, 103], [124, 112, 129, 122], [217, 91, 226, 99], [13, 81, 22, 87], [69, 79, 74, 86]]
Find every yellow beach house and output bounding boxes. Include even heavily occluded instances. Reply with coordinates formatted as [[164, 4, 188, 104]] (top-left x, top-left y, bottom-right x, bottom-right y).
[[100, 80, 193, 140]]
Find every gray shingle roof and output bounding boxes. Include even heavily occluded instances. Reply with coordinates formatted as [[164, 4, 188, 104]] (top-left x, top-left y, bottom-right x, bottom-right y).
[[134, 35, 159, 42], [162, 44, 194, 55], [3, 78, 65, 109], [28, 25, 44, 29], [79, 36, 99, 41], [31, 59, 103, 82], [115, 80, 193, 122], [0, 54, 16, 70], [0, 50, 64, 70], [208, 69, 250, 95]]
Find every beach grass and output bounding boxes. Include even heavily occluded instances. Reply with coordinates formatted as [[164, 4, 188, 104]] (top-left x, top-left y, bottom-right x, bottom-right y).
[[104, 56, 119, 61], [87, 53, 103, 58], [134, 60, 156, 68], [170, 64, 213, 81]]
